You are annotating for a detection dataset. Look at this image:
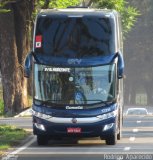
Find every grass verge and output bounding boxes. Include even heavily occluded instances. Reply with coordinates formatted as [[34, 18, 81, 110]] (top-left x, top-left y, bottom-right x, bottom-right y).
[[0, 124, 30, 156]]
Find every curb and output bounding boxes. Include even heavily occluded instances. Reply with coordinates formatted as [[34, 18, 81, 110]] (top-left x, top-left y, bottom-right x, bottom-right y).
[[14, 108, 32, 118]]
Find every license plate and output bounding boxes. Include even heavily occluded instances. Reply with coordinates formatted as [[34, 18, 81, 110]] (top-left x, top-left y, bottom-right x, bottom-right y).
[[67, 128, 81, 133]]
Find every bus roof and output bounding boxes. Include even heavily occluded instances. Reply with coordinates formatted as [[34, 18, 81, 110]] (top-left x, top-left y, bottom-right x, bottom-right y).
[[38, 8, 118, 18]]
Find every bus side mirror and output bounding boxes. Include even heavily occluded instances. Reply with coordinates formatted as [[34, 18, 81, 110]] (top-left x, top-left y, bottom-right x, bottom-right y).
[[24, 52, 32, 78], [117, 51, 124, 79]]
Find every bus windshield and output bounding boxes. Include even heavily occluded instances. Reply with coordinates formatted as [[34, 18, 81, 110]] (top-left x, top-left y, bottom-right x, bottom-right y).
[[34, 64, 116, 106], [35, 16, 115, 57]]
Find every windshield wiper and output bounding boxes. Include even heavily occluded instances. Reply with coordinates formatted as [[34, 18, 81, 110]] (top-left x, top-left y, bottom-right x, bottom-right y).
[[34, 98, 115, 106], [34, 99, 57, 106], [86, 99, 112, 105]]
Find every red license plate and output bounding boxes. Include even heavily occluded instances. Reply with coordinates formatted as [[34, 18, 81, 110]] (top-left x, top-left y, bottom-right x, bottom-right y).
[[67, 128, 81, 133]]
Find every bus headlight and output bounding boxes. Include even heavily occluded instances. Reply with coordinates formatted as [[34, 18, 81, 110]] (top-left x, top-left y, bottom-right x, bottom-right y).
[[103, 123, 114, 131], [97, 110, 117, 120], [34, 123, 46, 131], [32, 110, 52, 119]]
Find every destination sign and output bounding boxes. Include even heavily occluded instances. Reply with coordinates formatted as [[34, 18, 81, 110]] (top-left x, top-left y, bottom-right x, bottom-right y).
[[44, 67, 70, 72]]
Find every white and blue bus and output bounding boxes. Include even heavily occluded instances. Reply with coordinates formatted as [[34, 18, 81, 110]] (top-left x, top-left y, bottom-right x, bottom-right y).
[[24, 8, 124, 145]]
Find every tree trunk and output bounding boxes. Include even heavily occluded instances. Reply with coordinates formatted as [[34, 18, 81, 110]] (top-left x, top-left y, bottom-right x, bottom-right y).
[[0, 11, 22, 114], [12, 0, 34, 102], [129, 84, 136, 105], [145, 82, 153, 106], [0, 1, 33, 115]]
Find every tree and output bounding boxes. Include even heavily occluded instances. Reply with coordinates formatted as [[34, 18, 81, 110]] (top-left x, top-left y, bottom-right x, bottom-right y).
[[0, 0, 81, 115], [0, 0, 34, 115], [124, 0, 153, 105]]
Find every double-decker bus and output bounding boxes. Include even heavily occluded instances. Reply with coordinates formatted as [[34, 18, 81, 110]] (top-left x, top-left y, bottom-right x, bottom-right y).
[[24, 8, 124, 145]]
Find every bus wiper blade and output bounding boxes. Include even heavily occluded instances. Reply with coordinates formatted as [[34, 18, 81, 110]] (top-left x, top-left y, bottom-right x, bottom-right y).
[[40, 100, 56, 105], [87, 99, 109, 105], [41, 100, 67, 106]]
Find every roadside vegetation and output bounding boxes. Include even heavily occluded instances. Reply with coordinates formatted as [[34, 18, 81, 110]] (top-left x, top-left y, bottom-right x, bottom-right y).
[[0, 125, 29, 155], [0, 84, 4, 116], [0, 99, 4, 116]]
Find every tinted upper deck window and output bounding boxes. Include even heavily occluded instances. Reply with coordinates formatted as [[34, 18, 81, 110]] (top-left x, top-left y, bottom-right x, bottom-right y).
[[35, 15, 115, 58]]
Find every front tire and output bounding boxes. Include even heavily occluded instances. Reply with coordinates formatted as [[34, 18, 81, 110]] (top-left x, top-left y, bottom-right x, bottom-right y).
[[37, 135, 48, 145], [105, 124, 117, 145], [105, 133, 117, 145]]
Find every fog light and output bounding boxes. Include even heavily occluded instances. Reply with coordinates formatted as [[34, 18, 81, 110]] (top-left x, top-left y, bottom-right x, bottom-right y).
[[103, 123, 114, 131], [34, 123, 46, 131]]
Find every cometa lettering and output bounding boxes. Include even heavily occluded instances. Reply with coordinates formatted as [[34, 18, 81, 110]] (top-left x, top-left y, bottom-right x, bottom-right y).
[[66, 106, 83, 109], [44, 67, 70, 72]]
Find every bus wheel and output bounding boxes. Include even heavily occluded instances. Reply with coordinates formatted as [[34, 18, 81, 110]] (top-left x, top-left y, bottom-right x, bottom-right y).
[[105, 128, 117, 145], [37, 135, 48, 145]]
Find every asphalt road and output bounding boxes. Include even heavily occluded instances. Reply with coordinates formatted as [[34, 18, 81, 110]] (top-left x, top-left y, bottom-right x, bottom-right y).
[[0, 117, 32, 129], [1, 115, 153, 160]]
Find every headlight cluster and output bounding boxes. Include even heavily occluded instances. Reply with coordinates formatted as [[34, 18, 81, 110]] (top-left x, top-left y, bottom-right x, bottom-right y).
[[34, 123, 46, 131], [32, 110, 52, 119], [97, 110, 117, 120]]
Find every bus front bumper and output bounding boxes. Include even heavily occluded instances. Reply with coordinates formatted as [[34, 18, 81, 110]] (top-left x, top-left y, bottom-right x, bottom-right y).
[[33, 115, 117, 139]]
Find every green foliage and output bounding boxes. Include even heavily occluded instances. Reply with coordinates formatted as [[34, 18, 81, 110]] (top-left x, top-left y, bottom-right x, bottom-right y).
[[48, 0, 80, 8], [121, 6, 140, 34], [32, 0, 79, 21], [33, 0, 80, 22], [0, 99, 4, 116], [36, 0, 80, 10], [0, 83, 4, 115], [0, 0, 11, 13], [93, 0, 140, 36], [0, 9, 10, 13], [0, 125, 28, 154], [38, 0, 46, 7]]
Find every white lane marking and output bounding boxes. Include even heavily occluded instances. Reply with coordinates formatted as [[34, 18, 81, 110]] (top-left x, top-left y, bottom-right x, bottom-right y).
[[123, 147, 131, 151], [9, 136, 36, 155], [129, 137, 135, 141], [8, 147, 153, 155], [14, 149, 153, 155], [16, 152, 125, 155], [137, 120, 141, 123], [133, 128, 139, 132]]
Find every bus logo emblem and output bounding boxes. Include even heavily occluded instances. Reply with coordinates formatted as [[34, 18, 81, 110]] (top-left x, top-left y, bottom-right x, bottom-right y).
[[72, 118, 77, 124], [68, 59, 82, 64]]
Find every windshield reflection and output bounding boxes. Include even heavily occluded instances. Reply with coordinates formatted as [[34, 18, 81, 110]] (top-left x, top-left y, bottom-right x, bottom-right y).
[[34, 64, 116, 106], [35, 16, 115, 57]]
